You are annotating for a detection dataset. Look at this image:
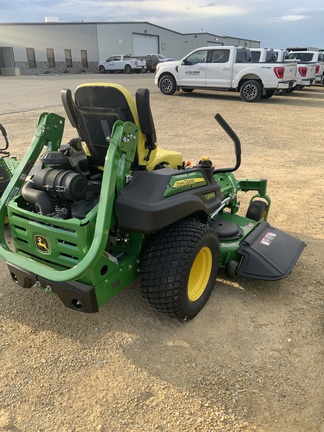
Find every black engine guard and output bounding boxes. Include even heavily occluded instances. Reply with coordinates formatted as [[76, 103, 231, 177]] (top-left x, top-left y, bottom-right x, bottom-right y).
[[237, 221, 306, 281]]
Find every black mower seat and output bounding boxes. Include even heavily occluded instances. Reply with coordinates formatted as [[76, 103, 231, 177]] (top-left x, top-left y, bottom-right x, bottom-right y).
[[61, 83, 183, 170]]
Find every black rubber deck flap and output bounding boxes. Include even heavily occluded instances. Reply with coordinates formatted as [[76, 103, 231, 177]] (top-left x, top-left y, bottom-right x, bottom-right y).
[[237, 221, 306, 281]]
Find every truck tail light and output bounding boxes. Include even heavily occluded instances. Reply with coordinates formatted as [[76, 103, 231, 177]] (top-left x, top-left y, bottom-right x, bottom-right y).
[[274, 67, 285, 79], [315, 65, 320, 74], [298, 67, 307, 77]]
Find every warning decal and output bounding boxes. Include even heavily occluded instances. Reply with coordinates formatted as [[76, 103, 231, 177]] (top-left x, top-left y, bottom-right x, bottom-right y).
[[260, 232, 277, 246]]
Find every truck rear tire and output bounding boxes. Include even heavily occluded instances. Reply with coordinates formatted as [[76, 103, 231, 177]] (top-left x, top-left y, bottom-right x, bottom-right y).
[[99, 65, 106, 74], [124, 64, 132, 74], [159, 74, 177, 95], [141, 219, 220, 321], [240, 80, 262, 102]]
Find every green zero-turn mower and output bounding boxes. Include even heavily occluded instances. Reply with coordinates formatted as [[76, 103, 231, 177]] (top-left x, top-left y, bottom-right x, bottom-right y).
[[0, 83, 306, 321]]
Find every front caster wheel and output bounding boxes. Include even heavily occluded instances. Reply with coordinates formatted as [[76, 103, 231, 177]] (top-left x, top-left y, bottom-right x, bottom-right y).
[[246, 200, 268, 221], [141, 219, 220, 321], [225, 260, 239, 278]]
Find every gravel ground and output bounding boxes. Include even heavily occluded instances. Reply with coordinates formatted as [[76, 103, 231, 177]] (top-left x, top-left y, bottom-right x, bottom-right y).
[[0, 74, 323, 432]]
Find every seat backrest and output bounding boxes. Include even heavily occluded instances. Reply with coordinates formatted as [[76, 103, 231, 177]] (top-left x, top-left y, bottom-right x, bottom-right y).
[[61, 83, 158, 168], [75, 83, 138, 167]]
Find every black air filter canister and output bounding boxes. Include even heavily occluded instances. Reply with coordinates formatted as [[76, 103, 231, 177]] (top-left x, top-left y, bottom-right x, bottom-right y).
[[32, 168, 88, 202]]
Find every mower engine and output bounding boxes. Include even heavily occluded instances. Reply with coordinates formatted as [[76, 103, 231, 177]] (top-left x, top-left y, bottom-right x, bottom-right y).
[[21, 138, 100, 220]]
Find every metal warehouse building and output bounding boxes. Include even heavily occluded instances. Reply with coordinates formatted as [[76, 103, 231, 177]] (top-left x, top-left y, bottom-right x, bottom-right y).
[[0, 21, 260, 76]]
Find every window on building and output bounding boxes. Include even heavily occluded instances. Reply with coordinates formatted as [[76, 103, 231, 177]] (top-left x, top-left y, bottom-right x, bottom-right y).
[[81, 50, 88, 68], [46, 48, 55, 68], [26, 48, 36, 68], [65, 49, 72, 67]]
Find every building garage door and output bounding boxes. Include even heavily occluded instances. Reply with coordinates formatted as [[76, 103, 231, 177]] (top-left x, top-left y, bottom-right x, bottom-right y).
[[133, 33, 159, 56]]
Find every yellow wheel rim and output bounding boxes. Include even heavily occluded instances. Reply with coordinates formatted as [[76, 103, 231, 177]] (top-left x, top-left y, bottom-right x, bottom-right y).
[[188, 246, 213, 302]]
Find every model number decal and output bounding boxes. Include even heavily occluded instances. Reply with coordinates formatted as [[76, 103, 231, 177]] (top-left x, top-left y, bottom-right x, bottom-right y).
[[260, 232, 277, 246], [185, 70, 200, 75], [173, 178, 206, 189]]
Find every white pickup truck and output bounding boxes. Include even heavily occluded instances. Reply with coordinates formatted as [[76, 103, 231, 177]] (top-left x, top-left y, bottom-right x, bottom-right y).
[[155, 46, 297, 102], [286, 50, 324, 85], [98, 54, 146, 74]]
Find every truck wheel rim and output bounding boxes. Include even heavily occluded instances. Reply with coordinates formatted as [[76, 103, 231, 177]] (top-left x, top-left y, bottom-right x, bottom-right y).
[[188, 247, 212, 301], [161, 78, 172, 92], [243, 84, 257, 99]]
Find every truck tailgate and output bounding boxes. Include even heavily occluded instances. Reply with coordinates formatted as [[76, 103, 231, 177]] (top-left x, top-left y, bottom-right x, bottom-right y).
[[283, 62, 297, 81], [305, 64, 316, 78]]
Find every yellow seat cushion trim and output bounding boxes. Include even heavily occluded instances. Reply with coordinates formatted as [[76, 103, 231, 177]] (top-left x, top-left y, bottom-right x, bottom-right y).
[[147, 147, 183, 171]]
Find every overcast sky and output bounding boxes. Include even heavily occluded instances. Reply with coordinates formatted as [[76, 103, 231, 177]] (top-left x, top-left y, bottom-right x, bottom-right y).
[[0, 0, 323, 49]]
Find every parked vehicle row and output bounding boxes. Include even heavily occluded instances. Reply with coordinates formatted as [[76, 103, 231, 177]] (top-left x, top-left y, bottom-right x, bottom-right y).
[[97, 47, 323, 102], [251, 48, 317, 91], [286, 50, 324, 85], [154, 46, 323, 102], [99, 54, 147, 74], [154, 46, 297, 102], [98, 53, 174, 74]]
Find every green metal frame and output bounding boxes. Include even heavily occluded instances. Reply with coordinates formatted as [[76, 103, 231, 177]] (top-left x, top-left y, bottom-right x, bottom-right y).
[[0, 114, 143, 296], [212, 172, 271, 270]]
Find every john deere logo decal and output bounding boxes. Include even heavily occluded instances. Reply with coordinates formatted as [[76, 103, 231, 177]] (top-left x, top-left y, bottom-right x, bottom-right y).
[[35, 235, 50, 253]]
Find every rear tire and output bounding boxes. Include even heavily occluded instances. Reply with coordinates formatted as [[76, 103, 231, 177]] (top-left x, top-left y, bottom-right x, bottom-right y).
[[246, 200, 268, 221], [240, 80, 262, 102], [159, 74, 177, 95], [141, 219, 220, 321], [99, 65, 106, 74]]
